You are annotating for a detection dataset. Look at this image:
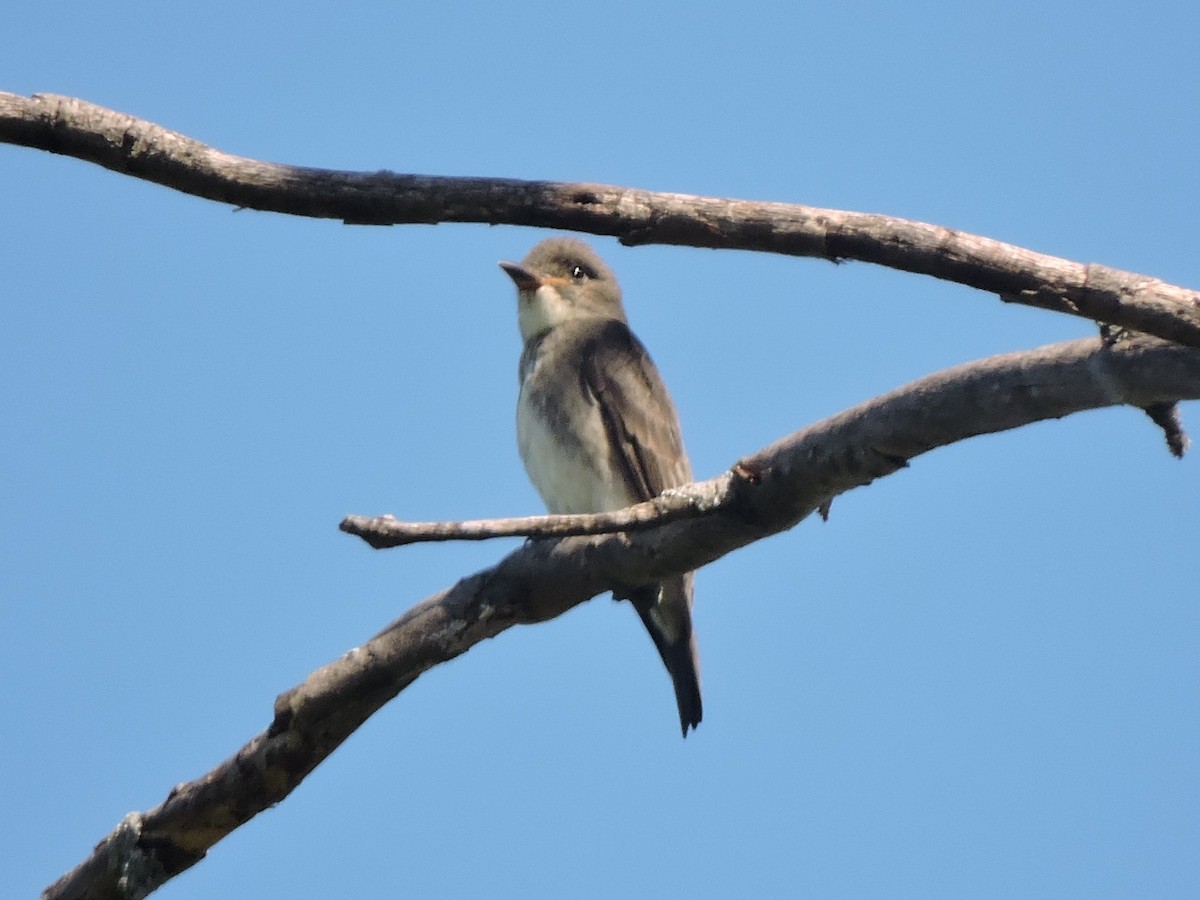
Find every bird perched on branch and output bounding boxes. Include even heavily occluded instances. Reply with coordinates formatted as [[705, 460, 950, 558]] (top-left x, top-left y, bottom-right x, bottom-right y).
[[500, 238, 702, 736]]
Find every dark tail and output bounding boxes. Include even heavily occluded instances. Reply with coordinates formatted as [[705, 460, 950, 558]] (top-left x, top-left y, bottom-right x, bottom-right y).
[[630, 574, 702, 737]]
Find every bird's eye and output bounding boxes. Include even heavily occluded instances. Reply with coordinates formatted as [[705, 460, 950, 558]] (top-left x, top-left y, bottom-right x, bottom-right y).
[[569, 264, 589, 282]]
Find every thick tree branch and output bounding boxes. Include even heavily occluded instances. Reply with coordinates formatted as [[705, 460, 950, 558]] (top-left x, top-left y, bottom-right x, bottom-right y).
[[3, 90, 1199, 350], [45, 336, 1200, 900], [346, 333, 1194, 548]]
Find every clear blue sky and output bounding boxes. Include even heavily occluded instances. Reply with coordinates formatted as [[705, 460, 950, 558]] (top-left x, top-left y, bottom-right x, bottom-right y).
[[3, 3, 1197, 898]]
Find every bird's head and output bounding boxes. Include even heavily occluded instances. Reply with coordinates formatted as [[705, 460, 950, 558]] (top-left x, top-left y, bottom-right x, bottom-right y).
[[500, 238, 626, 342]]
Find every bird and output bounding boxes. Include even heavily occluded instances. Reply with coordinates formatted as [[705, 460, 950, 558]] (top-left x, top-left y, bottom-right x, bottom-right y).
[[500, 237, 702, 736]]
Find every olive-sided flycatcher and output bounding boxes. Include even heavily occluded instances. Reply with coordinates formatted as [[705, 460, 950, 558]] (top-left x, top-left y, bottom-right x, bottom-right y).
[[500, 238, 702, 736]]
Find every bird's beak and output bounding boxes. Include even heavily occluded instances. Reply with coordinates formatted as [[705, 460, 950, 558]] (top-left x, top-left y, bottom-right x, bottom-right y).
[[499, 261, 542, 292]]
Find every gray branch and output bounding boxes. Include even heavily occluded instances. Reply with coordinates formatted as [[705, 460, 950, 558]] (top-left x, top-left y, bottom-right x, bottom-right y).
[[340, 490, 718, 547], [44, 336, 1200, 900], [3, 90, 1199, 349]]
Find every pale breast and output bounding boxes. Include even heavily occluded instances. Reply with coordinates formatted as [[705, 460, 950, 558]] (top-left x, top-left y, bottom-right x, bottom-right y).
[[516, 371, 633, 515]]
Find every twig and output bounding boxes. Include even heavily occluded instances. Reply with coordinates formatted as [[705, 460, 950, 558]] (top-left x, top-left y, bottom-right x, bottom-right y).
[[1142, 403, 1191, 458], [340, 488, 721, 548]]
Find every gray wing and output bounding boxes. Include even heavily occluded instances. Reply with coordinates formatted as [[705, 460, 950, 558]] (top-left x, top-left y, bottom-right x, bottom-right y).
[[579, 319, 702, 736], [579, 319, 692, 501]]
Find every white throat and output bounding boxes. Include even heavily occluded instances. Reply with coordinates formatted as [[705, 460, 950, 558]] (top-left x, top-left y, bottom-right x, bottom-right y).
[[518, 284, 574, 342]]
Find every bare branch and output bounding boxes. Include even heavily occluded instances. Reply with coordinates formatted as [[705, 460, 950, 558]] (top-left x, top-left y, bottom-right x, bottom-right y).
[[45, 336, 1199, 900], [345, 335, 1196, 548], [3, 90, 1199, 350], [339, 487, 721, 547]]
